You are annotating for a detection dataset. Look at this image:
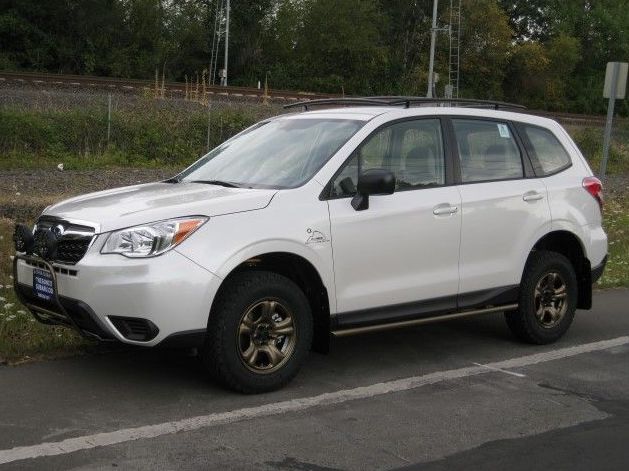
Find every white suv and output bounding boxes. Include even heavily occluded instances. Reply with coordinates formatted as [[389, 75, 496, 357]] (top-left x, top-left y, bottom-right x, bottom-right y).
[[13, 98, 607, 393]]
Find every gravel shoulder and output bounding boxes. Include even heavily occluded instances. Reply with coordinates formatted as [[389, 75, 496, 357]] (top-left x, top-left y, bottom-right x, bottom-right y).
[[0, 168, 177, 221], [1, 168, 627, 222]]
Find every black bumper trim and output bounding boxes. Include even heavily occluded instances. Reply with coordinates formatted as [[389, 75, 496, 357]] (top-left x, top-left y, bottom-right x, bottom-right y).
[[157, 329, 207, 349], [591, 255, 608, 284], [15, 282, 115, 341]]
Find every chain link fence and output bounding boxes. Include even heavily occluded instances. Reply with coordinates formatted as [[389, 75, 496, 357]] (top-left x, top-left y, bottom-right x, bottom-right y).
[[0, 82, 290, 169], [0, 81, 627, 176]]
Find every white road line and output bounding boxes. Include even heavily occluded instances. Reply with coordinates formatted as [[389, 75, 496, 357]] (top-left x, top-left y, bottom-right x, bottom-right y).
[[0, 336, 627, 465], [472, 362, 526, 378]]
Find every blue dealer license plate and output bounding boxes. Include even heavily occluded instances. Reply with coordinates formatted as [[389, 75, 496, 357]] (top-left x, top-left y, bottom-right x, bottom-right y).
[[33, 268, 55, 302]]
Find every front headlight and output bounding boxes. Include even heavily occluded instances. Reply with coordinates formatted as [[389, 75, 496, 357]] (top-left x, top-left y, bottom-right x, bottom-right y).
[[101, 217, 207, 258]]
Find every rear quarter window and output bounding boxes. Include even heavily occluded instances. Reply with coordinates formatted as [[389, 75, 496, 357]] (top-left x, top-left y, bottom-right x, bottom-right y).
[[522, 125, 572, 176]]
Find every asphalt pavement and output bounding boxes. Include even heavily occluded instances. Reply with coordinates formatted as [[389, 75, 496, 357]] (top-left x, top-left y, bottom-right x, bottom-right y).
[[0, 288, 628, 470]]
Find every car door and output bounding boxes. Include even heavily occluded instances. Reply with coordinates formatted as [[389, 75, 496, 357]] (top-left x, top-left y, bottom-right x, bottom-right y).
[[450, 118, 551, 306], [325, 118, 462, 321]]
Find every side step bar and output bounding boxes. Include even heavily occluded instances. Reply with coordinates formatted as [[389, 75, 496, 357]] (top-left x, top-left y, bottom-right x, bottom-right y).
[[331, 304, 518, 337]]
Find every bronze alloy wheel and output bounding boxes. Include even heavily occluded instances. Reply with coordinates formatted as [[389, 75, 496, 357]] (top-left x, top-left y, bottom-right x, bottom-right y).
[[237, 299, 297, 374], [534, 271, 568, 329]]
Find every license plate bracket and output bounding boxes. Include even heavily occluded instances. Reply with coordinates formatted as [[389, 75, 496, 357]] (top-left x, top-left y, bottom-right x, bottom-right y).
[[33, 268, 55, 302]]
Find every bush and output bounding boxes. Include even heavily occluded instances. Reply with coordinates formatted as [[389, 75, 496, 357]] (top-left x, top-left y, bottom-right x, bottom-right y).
[[570, 126, 629, 175], [0, 101, 267, 169]]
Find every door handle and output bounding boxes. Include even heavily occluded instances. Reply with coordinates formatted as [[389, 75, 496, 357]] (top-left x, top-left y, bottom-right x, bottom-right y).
[[433, 205, 458, 215], [523, 191, 544, 202]]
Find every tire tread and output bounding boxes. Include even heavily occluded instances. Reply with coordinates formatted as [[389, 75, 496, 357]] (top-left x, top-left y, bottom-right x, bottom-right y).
[[202, 271, 312, 394], [505, 250, 577, 345]]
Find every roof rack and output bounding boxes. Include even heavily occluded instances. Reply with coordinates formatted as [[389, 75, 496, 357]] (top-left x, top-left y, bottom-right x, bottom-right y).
[[385, 97, 527, 110], [284, 96, 526, 111], [284, 98, 391, 111]]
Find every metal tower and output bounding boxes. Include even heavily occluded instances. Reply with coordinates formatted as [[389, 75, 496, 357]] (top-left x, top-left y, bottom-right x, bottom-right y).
[[447, 0, 462, 98], [208, 0, 230, 87]]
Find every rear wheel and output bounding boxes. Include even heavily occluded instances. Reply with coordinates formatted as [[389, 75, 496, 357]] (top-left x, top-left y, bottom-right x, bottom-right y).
[[505, 251, 578, 344], [201, 271, 313, 393]]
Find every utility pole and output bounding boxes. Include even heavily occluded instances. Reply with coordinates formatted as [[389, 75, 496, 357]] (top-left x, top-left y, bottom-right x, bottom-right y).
[[223, 0, 230, 87], [427, 0, 439, 98]]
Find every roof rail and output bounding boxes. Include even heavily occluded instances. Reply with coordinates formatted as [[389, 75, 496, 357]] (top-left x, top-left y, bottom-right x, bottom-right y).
[[384, 97, 527, 110], [284, 98, 390, 111], [284, 96, 526, 112]]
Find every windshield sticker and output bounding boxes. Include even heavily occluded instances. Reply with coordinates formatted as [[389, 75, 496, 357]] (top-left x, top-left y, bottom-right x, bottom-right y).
[[497, 124, 510, 138]]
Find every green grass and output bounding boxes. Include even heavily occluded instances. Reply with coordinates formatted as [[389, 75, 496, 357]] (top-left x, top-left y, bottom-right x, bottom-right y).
[[0, 104, 265, 170], [599, 192, 629, 288], [0, 109, 628, 362], [569, 125, 629, 175], [0, 218, 87, 363]]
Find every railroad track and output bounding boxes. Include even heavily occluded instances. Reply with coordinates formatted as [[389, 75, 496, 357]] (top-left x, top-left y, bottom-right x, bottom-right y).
[[0, 70, 333, 101], [0, 70, 612, 125]]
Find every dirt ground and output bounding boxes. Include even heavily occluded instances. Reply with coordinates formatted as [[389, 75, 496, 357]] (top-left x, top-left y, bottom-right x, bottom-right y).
[[0, 168, 176, 222]]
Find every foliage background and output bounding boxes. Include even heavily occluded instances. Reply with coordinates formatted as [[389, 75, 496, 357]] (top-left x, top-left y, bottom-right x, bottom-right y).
[[1, 0, 628, 114]]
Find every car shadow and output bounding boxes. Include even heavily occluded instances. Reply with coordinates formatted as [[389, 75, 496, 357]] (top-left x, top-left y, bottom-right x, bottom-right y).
[[69, 311, 517, 392]]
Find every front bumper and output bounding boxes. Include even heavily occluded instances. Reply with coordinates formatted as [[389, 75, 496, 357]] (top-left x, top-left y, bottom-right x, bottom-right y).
[[13, 242, 222, 347]]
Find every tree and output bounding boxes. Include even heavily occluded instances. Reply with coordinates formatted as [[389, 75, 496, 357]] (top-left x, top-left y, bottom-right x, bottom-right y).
[[377, 0, 432, 95], [294, 0, 389, 94], [457, 0, 513, 99], [0, 0, 626, 114], [501, 0, 629, 113], [228, 0, 275, 86]]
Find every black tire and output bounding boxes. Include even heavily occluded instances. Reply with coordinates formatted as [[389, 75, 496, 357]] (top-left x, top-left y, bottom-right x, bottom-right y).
[[505, 250, 578, 344], [201, 271, 313, 394]]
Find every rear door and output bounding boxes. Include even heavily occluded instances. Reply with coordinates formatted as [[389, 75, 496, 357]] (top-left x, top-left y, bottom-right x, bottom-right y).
[[450, 118, 551, 305]]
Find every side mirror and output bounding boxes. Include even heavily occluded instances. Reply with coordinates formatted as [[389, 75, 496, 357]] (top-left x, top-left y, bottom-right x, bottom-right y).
[[351, 168, 396, 211]]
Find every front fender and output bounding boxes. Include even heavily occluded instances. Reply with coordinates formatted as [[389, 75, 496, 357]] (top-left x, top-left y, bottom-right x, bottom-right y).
[[174, 192, 337, 313]]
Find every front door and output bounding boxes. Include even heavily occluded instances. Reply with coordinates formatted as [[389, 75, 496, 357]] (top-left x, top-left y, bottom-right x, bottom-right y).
[[325, 118, 461, 317]]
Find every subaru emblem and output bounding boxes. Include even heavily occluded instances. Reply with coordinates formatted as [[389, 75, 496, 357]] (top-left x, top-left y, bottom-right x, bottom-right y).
[[52, 224, 65, 237]]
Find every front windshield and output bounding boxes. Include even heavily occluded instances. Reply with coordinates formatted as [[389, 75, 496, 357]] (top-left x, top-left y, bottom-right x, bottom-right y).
[[179, 117, 364, 189]]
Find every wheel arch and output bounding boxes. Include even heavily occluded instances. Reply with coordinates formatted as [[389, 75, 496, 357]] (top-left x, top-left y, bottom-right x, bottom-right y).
[[527, 230, 592, 309], [211, 249, 332, 353]]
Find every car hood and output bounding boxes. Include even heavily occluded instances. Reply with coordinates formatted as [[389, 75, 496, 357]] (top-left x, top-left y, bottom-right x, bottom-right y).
[[43, 182, 277, 233]]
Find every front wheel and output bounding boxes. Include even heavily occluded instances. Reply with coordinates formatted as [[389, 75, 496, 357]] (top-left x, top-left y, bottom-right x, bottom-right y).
[[201, 271, 313, 393], [505, 251, 578, 344]]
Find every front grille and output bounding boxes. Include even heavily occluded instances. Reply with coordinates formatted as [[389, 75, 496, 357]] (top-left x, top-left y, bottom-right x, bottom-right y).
[[34, 216, 95, 265], [56, 239, 92, 264]]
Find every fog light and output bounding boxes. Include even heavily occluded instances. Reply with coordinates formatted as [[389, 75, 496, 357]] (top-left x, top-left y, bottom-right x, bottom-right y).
[[13, 224, 35, 254], [34, 229, 58, 260]]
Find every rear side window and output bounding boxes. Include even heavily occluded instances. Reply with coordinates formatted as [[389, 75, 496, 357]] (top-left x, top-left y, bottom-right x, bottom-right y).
[[523, 125, 571, 176], [452, 119, 523, 183]]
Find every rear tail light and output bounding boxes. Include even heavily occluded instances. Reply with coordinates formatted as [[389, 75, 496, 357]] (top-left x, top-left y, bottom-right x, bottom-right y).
[[582, 176, 603, 212]]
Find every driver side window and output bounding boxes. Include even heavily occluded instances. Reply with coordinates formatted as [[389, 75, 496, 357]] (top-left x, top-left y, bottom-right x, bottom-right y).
[[329, 119, 445, 198]]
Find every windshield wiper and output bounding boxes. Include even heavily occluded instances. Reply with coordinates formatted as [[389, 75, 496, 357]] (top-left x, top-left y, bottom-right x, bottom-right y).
[[188, 179, 242, 188]]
